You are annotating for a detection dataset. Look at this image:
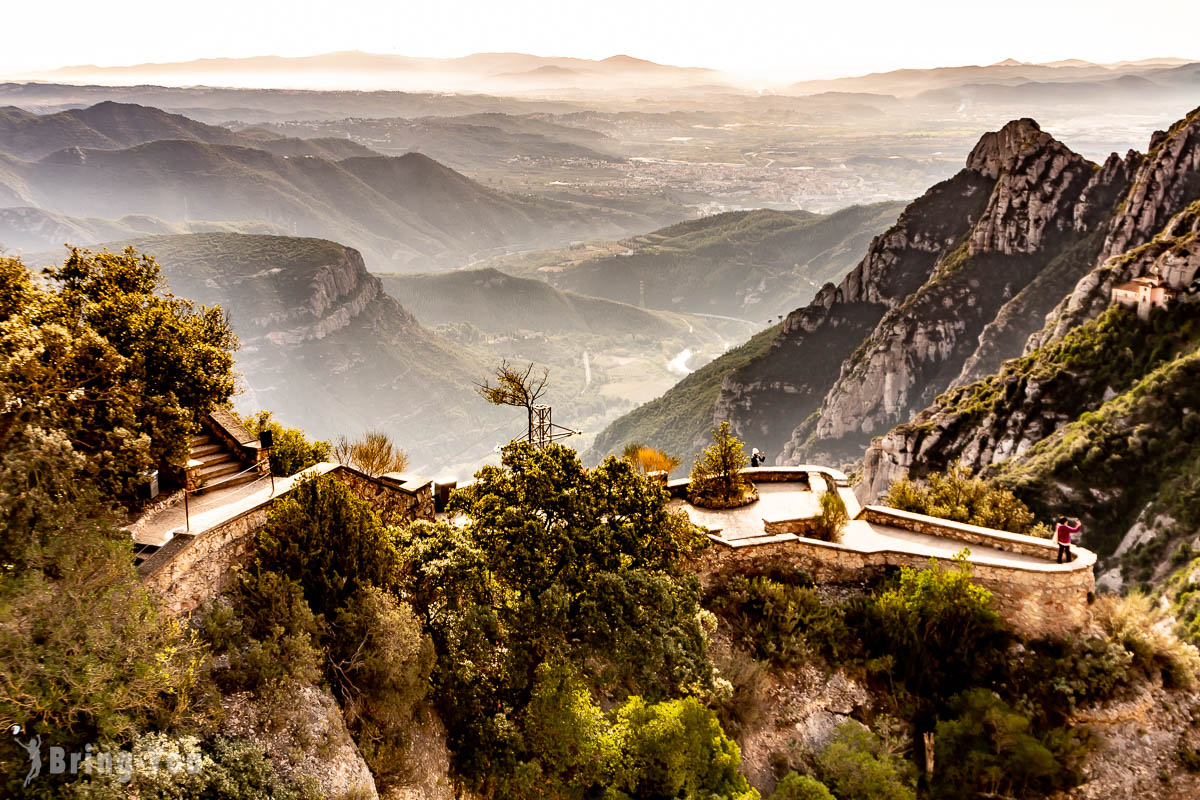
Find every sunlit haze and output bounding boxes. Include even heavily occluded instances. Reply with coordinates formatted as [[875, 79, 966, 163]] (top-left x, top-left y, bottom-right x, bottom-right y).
[[5, 0, 1199, 83]]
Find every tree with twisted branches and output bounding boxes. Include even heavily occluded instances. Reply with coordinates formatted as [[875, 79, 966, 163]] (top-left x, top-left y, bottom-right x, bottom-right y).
[[475, 360, 550, 442]]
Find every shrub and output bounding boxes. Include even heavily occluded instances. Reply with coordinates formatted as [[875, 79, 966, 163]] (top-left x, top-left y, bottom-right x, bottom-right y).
[[882, 466, 1037, 533], [815, 722, 916, 800], [1005, 636, 1132, 725], [690, 422, 755, 508], [770, 772, 834, 800], [811, 489, 848, 543], [58, 735, 319, 800], [933, 689, 1087, 799], [332, 429, 410, 477], [256, 473, 401, 621], [710, 647, 771, 739], [239, 410, 329, 476], [1094, 592, 1200, 688], [199, 568, 323, 695], [848, 555, 1007, 706], [328, 586, 434, 774], [0, 506, 211, 794], [708, 575, 849, 666], [623, 442, 682, 476]]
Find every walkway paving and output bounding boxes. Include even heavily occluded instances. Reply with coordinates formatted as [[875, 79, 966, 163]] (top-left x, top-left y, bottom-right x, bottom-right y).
[[127, 463, 337, 547], [840, 519, 1051, 568], [672, 481, 1057, 568], [669, 483, 822, 541]]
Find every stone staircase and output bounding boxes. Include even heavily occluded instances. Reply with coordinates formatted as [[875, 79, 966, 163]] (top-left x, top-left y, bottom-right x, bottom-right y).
[[189, 432, 259, 493]]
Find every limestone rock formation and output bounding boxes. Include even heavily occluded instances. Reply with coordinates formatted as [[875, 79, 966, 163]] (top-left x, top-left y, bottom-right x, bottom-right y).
[[1032, 106, 1200, 348], [777, 120, 1098, 465], [711, 168, 992, 458], [221, 683, 379, 799]]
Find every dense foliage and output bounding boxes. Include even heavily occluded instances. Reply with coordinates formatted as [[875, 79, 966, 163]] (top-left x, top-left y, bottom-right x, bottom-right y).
[[396, 443, 725, 794], [0, 250, 236, 560]]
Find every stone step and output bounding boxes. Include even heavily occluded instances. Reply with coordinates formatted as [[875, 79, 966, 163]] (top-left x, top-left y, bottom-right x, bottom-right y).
[[190, 442, 225, 458], [195, 470, 259, 494], [191, 433, 213, 445], [196, 450, 236, 466], [196, 460, 243, 481]]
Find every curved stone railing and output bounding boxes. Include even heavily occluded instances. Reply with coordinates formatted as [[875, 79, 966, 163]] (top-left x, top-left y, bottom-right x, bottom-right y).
[[689, 498, 1096, 639], [666, 465, 849, 499]]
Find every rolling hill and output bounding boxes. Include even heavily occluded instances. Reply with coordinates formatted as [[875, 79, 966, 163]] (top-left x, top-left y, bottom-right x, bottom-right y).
[[0, 101, 379, 160], [0, 138, 657, 271], [492, 202, 907, 319]]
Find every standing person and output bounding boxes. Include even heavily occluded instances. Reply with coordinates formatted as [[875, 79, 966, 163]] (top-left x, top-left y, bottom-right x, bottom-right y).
[[751, 448, 764, 468], [1055, 515, 1081, 563]]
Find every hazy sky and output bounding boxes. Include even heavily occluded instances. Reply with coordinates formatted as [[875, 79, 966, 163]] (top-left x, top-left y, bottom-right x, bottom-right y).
[[5, 0, 1198, 81]]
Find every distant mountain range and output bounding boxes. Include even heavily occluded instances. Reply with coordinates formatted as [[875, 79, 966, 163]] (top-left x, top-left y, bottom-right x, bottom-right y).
[[25, 51, 736, 95], [785, 58, 1199, 98], [0, 101, 378, 160], [492, 203, 907, 319], [0, 102, 660, 270]]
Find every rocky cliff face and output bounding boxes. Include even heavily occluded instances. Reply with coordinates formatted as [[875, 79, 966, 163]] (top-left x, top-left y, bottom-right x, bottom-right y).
[[771, 120, 1104, 465], [711, 168, 992, 456], [1031, 106, 1200, 348]]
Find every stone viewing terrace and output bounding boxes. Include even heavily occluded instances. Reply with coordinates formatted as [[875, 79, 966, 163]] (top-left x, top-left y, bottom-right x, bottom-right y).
[[670, 467, 1097, 638]]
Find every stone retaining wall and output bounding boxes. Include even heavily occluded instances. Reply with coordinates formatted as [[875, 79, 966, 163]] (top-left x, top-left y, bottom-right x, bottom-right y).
[[695, 509, 1096, 639], [141, 464, 435, 614]]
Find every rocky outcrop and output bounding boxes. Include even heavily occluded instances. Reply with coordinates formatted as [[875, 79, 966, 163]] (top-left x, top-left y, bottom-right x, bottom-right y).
[[261, 255, 391, 346], [780, 120, 1098, 465], [221, 683, 379, 799], [1032, 107, 1200, 348], [967, 119, 1095, 255], [713, 168, 992, 457]]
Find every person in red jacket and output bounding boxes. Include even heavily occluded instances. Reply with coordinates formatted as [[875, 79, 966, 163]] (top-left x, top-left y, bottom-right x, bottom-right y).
[[1055, 515, 1081, 563]]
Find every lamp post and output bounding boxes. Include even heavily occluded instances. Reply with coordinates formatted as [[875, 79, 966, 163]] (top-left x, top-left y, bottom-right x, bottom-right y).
[[259, 429, 274, 493]]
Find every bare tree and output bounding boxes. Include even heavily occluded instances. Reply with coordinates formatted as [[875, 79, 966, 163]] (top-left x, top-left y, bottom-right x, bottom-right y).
[[332, 429, 410, 477], [475, 360, 549, 442]]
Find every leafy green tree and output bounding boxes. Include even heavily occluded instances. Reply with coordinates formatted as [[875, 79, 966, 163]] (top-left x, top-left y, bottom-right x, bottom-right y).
[[882, 466, 1037, 533], [0, 502, 211, 794], [0, 250, 236, 509], [328, 586, 434, 773], [255, 473, 402, 621], [239, 410, 329, 476], [689, 422, 753, 507], [400, 443, 714, 792], [44, 247, 237, 479], [446, 443, 710, 688], [513, 660, 616, 797], [609, 696, 758, 800], [815, 722, 916, 800], [770, 772, 835, 800]]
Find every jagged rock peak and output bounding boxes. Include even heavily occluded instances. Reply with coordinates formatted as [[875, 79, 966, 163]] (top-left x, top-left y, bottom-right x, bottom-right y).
[[1101, 106, 1200, 261], [965, 118, 1047, 180]]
